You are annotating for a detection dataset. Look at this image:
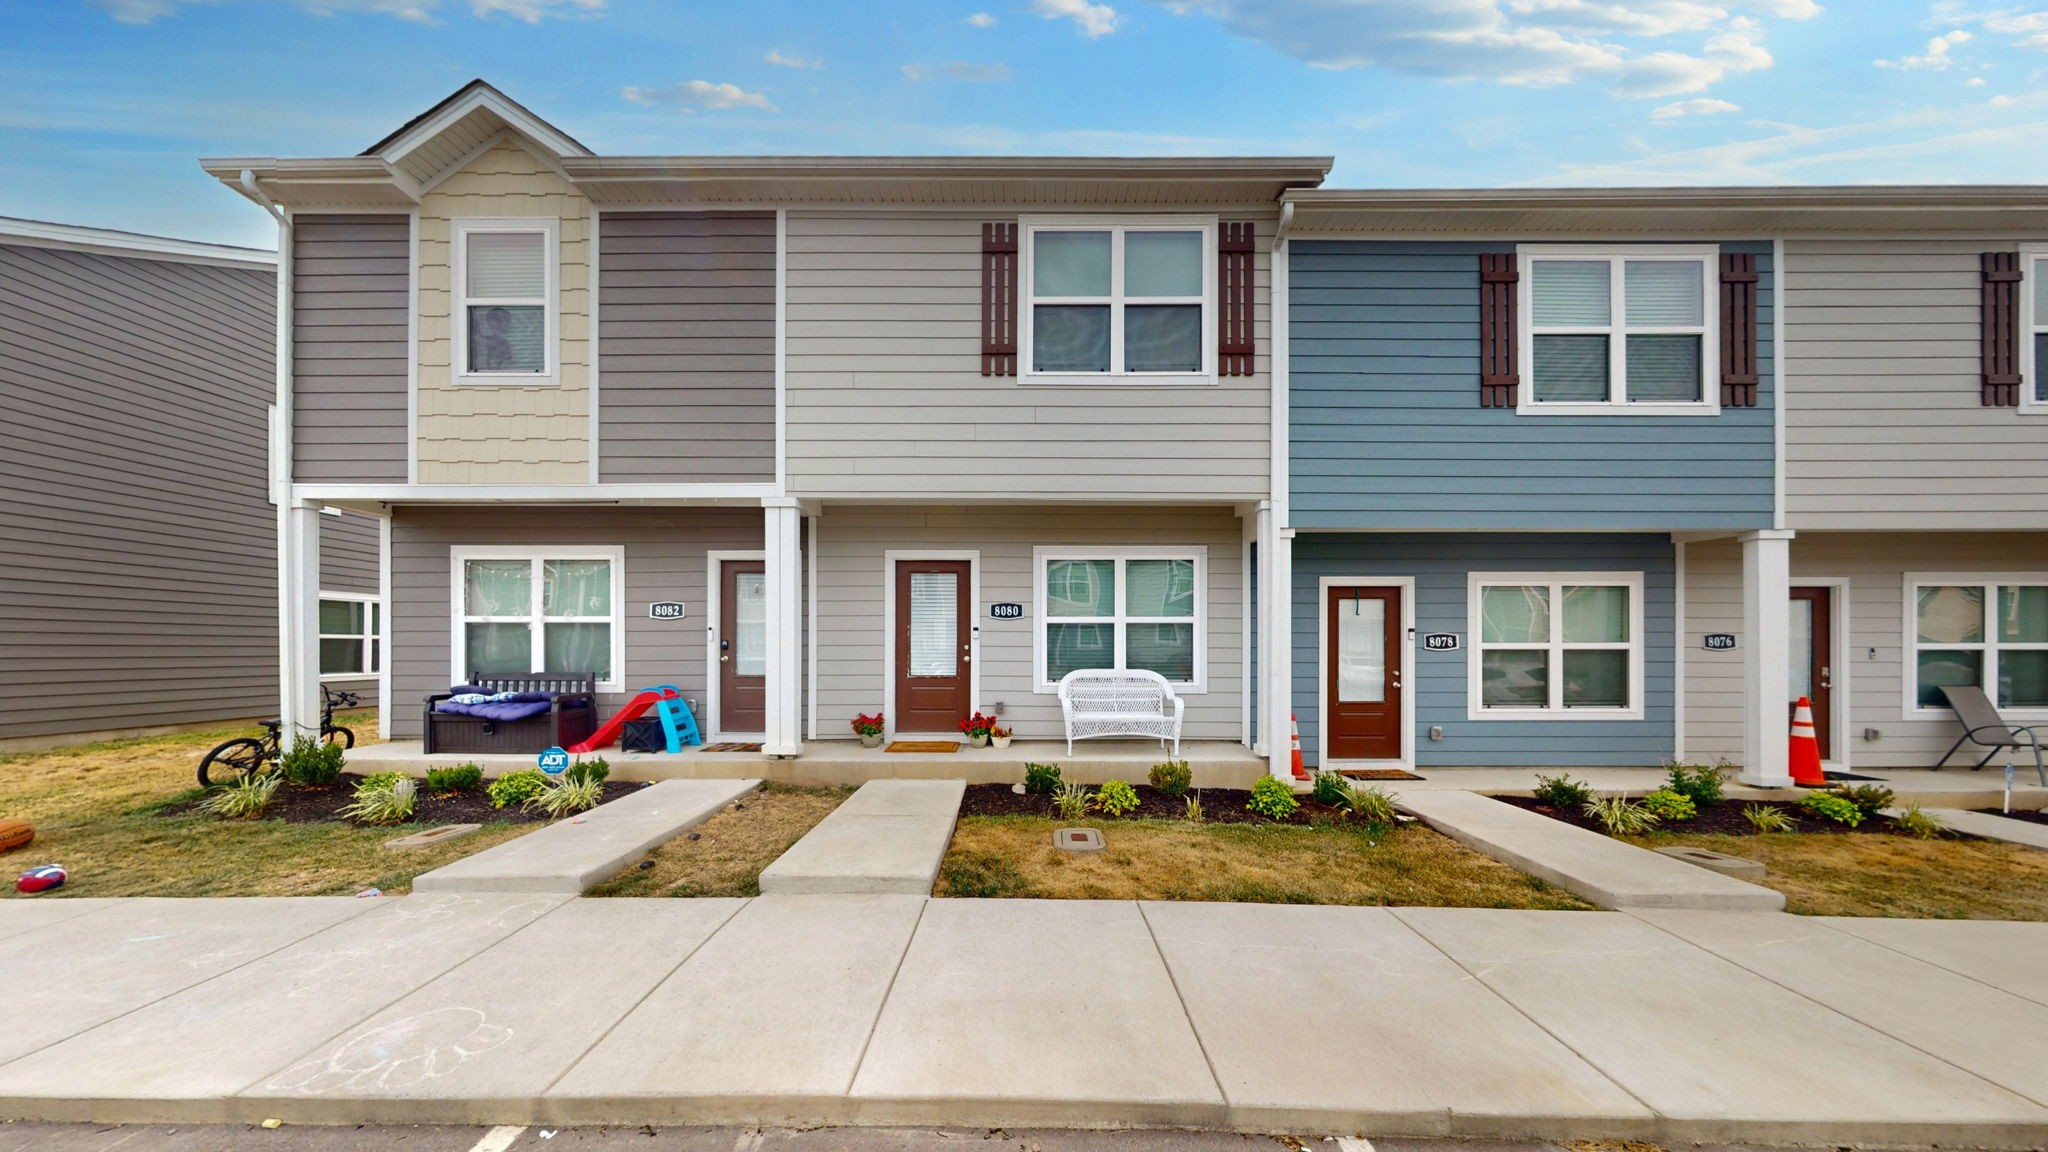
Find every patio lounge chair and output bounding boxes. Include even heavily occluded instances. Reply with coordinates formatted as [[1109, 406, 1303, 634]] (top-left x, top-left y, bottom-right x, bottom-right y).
[[1934, 685, 2047, 785]]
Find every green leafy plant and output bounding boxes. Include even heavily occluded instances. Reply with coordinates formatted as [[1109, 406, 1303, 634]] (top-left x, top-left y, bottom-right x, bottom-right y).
[[1054, 782, 1093, 822], [1183, 792, 1204, 822], [566, 756, 610, 786], [488, 769, 551, 810], [1582, 793, 1660, 836], [1247, 775, 1301, 821], [1743, 803, 1796, 833], [1638, 788, 1698, 822], [340, 775, 416, 826], [1024, 763, 1063, 795], [1663, 762, 1727, 807], [1894, 803, 1948, 840], [1337, 782, 1398, 825], [1148, 759, 1192, 797], [198, 771, 281, 818], [527, 776, 604, 818], [1798, 790, 1865, 827], [278, 736, 344, 786], [1094, 779, 1141, 817], [1532, 773, 1593, 810], [1311, 770, 1351, 807], [1828, 783, 1895, 820], [426, 764, 483, 794], [356, 770, 405, 794]]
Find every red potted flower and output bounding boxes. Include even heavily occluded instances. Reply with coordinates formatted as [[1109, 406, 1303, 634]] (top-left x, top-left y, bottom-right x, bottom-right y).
[[852, 712, 885, 749], [958, 711, 996, 748]]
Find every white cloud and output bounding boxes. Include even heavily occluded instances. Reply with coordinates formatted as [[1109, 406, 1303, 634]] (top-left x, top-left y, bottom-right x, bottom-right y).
[[90, 0, 194, 21], [89, 0, 599, 23], [1936, 4, 2048, 50], [468, 0, 602, 21], [901, 61, 1015, 82], [622, 80, 778, 113], [1877, 29, 1972, 71], [967, 11, 998, 26], [1652, 96, 1741, 118], [1031, 0, 1121, 37], [1992, 92, 2018, 104], [1968, 75, 1989, 85], [765, 49, 823, 69]]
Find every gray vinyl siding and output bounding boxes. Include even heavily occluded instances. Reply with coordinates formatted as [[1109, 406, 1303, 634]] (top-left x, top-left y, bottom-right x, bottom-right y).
[[293, 214, 409, 483], [1784, 238, 2048, 530], [1292, 532, 1676, 767], [387, 505, 762, 740], [1290, 240, 1775, 531], [597, 212, 776, 482], [0, 242, 279, 741], [784, 211, 1274, 501]]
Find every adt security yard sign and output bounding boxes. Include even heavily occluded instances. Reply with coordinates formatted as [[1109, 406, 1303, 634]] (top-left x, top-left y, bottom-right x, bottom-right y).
[[539, 746, 571, 775]]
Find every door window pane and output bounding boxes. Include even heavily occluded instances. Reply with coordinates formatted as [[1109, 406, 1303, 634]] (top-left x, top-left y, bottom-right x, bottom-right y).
[[2001, 650, 2048, 708], [1624, 260, 1703, 325], [1531, 260, 1610, 325], [1532, 335, 1609, 402], [1917, 586, 1984, 644], [1124, 231, 1202, 296], [1999, 586, 2048, 643], [1626, 335, 1701, 403], [1033, 231, 1112, 296], [1124, 305, 1201, 372], [468, 305, 546, 373], [1917, 649, 1983, 708], [320, 638, 364, 676], [467, 231, 545, 297], [1481, 650, 1548, 708], [1047, 622, 1113, 680], [1047, 560, 1115, 616], [1563, 649, 1629, 708], [1561, 586, 1628, 643], [1336, 596, 1386, 704], [1125, 559, 1195, 617], [908, 572, 958, 678], [1789, 599, 1813, 701], [1033, 305, 1111, 371], [1480, 586, 1550, 644], [544, 559, 612, 618], [734, 572, 766, 677], [1127, 623, 1194, 681], [544, 622, 612, 681], [465, 560, 531, 616], [465, 622, 531, 678]]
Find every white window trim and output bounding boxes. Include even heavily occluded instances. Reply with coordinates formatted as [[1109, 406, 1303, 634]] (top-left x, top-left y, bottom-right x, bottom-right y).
[[449, 546, 626, 693], [2017, 244, 2048, 414], [1902, 573, 2048, 718], [450, 216, 560, 387], [1020, 214, 1218, 386], [1032, 545, 1208, 693], [1466, 571, 1646, 722], [1515, 244, 1721, 417], [318, 591, 380, 682]]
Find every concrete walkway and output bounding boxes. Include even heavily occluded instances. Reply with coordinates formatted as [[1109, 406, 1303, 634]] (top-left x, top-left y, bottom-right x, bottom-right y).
[[758, 779, 964, 895], [1910, 806, 2048, 849], [2, 896, 2047, 1146]]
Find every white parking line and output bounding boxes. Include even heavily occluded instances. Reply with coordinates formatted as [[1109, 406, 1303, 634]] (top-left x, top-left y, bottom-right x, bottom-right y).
[[467, 1127, 527, 1152]]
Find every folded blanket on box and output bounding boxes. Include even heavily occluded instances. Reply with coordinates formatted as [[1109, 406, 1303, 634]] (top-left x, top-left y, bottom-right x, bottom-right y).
[[433, 688, 562, 722]]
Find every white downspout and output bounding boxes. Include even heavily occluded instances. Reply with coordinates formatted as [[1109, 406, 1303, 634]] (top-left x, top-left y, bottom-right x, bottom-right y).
[[244, 172, 303, 735]]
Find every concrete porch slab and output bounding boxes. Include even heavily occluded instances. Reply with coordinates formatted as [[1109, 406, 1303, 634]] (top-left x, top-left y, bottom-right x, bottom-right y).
[[1396, 790, 1784, 911], [757, 780, 961, 896], [1818, 917, 2048, 1008], [1139, 901, 1652, 1139], [849, 899, 1226, 1129], [1395, 907, 2048, 1146], [411, 778, 760, 895]]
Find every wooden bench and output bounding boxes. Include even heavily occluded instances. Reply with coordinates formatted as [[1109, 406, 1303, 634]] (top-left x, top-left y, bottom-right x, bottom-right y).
[[1057, 669, 1184, 756], [424, 674, 598, 755]]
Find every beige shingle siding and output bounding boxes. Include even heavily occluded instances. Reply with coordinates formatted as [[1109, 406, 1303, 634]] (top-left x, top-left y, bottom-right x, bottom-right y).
[[784, 210, 1274, 500], [1785, 237, 2048, 529], [415, 141, 591, 484]]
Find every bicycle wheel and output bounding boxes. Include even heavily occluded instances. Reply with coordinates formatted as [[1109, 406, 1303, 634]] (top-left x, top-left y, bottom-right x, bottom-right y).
[[324, 725, 355, 750], [198, 738, 270, 787]]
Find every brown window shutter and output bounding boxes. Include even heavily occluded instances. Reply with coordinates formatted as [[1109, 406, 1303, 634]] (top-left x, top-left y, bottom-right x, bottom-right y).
[[1983, 251, 2022, 406], [1218, 221, 1256, 376], [1719, 253, 1760, 407], [1479, 253, 1519, 407], [981, 222, 1018, 377]]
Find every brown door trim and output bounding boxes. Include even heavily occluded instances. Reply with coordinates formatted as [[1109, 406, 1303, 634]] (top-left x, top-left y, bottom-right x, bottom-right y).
[[1321, 580, 1408, 764], [892, 556, 976, 735], [1791, 585, 1835, 762]]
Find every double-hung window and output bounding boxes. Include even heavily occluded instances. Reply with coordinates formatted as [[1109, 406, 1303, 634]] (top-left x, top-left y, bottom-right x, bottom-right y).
[[1909, 578, 2048, 711], [318, 594, 380, 679], [452, 217, 557, 385], [1469, 573, 1644, 719], [2017, 245, 2048, 410], [1519, 246, 1718, 414], [453, 548, 623, 691], [1024, 218, 1213, 381], [1036, 547, 1206, 690]]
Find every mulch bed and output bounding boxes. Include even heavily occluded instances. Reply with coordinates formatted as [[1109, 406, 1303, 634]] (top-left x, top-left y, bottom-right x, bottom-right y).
[[167, 773, 647, 826], [1495, 794, 1927, 838], [958, 782, 1357, 826], [1973, 807, 2048, 827]]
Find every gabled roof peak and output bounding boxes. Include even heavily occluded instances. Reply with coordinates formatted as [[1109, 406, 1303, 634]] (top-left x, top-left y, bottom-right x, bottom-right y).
[[362, 79, 591, 174]]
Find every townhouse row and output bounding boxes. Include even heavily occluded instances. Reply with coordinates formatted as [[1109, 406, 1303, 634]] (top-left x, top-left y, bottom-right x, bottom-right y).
[[206, 82, 2048, 785]]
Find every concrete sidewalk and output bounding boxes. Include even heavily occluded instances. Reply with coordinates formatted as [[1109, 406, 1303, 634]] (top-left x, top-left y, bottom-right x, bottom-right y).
[[1, 895, 2046, 1146]]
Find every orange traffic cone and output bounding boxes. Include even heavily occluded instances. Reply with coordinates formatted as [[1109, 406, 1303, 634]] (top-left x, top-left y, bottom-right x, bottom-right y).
[[1290, 713, 1310, 780], [1789, 696, 1827, 786]]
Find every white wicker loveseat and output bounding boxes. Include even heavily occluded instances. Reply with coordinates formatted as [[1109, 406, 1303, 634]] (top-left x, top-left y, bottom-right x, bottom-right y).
[[1056, 669, 1185, 755]]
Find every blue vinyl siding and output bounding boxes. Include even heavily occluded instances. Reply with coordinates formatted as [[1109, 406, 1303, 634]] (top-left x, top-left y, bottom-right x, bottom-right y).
[[1290, 240, 1774, 531], [1292, 532, 1675, 768]]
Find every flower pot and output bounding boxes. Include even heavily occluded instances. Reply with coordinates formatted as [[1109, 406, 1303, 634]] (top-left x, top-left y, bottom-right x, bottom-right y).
[[968, 734, 989, 748], [859, 733, 884, 749], [991, 735, 1013, 750]]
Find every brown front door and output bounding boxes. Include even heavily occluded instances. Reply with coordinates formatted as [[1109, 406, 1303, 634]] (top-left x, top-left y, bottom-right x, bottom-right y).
[[719, 559, 766, 734], [1325, 585, 1404, 761], [1791, 585, 1834, 760], [896, 560, 972, 734]]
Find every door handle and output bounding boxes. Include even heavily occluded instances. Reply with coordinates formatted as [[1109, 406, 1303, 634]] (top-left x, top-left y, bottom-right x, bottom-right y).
[[1820, 666, 1832, 690], [720, 655, 729, 663]]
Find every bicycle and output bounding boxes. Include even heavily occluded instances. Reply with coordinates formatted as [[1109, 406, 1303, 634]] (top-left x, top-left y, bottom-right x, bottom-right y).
[[197, 687, 360, 787]]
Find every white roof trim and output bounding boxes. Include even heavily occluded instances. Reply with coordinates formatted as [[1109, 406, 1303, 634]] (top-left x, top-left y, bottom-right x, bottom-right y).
[[0, 216, 275, 268], [374, 86, 591, 166]]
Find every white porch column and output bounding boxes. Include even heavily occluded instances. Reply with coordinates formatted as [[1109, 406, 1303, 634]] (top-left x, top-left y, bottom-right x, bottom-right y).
[[762, 498, 804, 756], [280, 501, 322, 740], [1740, 528, 1796, 786], [1264, 519, 1295, 780]]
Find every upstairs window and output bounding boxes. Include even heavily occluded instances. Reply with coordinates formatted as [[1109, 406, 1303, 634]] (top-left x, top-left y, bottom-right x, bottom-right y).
[[2018, 247, 2048, 410], [453, 218, 557, 384], [1024, 219, 1213, 381], [1518, 246, 1718, 414]]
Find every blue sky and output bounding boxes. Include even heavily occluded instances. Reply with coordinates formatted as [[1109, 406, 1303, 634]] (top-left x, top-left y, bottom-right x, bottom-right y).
[[5, 0, 2048, 247]]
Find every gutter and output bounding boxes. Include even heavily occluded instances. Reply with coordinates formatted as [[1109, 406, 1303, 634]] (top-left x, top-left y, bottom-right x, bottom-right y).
[[1272, 202, 1294, 253]]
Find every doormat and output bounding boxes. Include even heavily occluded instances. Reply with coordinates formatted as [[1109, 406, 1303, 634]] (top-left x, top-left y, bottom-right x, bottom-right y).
[[700, 742, 763, 753], [1336, 769, 1426, 781], [886, 741, 960, 753], [1824, 770, 1886, 782]]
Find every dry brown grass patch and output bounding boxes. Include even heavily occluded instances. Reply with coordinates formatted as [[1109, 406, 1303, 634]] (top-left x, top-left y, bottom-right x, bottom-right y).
[[1625, 830, 2048, 919], [589, 784, 850, 898]]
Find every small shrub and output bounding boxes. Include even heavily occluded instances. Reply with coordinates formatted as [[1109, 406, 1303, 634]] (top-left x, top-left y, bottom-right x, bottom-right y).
[[1310, 770, 1351, 807], [1148, 759, 1192, 796], [527, 776, 604, 818], [279, 737, 345, 786], [426, 764, 483, 793], [1894, 803, 1948, 840], [1532, 773, 1593, 810], [1183, 792, 1204, 822], [341, 776, 416, 826], [1024, 763, 1063, 795], [198, 771, 281, 818], [1663, 762, 1727, 807], [488, 769, 551, 810], [566, 756, 610, 786], [1828, 783, 1895, 820], [356, 770, 405, 794], [1094, 778, 1141, 817], [1054, 782, 1093, 822], [1638, 788, 1698, 822], [1743, 803, 1796, 833], [1247, 775, 1301, 821], [1338, 783, 1398, 825], [1798, 791, 1865, 827], [1582, 793, 1659, 836]]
